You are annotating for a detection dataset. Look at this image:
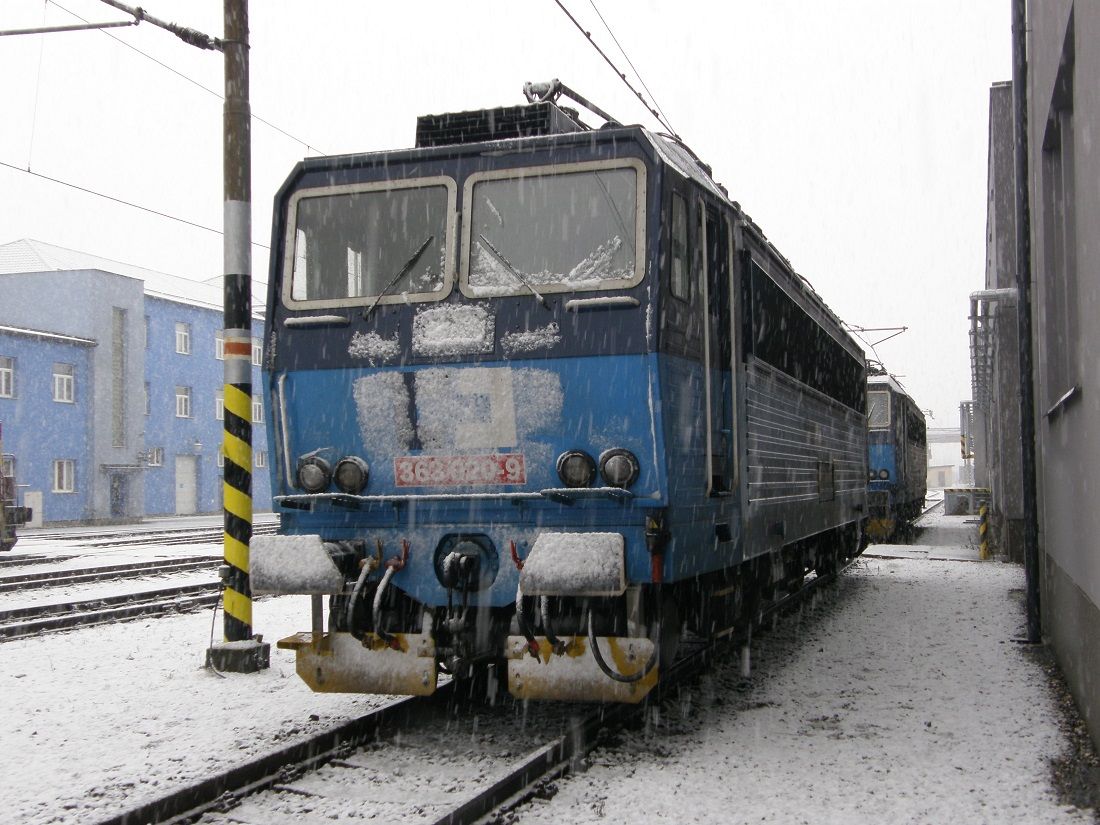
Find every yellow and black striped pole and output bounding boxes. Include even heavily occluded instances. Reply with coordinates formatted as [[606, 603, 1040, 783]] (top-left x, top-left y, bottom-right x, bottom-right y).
[[978, 500, 990, 560], [206, 0, 268, 672], [222, 333, 254, 640]]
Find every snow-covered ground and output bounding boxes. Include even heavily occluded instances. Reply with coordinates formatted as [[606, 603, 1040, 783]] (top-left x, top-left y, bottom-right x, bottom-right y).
[[509, 551, 1089, 823], [0, 593, 390, 824], [0, 515, 1093, 824]]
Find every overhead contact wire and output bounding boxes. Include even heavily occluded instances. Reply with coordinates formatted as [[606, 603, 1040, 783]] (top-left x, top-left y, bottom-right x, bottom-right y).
[[48, 0, 324, 155], [0, 159, 270, 250], [551, 0, 680, 139], [587, 0, 677, 138]]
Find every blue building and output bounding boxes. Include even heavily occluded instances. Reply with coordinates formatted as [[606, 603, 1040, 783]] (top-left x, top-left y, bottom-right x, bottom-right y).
[[0, 239, 270, 525]]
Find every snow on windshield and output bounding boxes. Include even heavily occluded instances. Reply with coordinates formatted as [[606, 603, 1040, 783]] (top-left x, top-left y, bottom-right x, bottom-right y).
[[465, 165, 640, 297]]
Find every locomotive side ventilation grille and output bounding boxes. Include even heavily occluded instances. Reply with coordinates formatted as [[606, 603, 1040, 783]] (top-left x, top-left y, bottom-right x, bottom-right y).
[[415, 102, 585, 147]]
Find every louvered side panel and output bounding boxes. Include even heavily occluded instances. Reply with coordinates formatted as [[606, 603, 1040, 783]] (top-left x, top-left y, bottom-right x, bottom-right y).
[[745, 361, 866, 505]]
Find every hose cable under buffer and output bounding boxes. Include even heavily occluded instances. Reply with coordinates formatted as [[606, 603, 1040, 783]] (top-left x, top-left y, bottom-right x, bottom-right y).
[[372, 540, 409, 648], [347, 540, 383, 639], [586, 605, 659, 684], [539, 596, 567, 656]]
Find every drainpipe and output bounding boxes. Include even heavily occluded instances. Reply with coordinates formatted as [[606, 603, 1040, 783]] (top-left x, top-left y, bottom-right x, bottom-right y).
[[1012, 0, 1041, 643]]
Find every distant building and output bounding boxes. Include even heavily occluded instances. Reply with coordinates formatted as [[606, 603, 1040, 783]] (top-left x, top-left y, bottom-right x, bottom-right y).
[[925, 428, 967, 489], [971, 80, 1025, 563], [0, 239, 270, 524]]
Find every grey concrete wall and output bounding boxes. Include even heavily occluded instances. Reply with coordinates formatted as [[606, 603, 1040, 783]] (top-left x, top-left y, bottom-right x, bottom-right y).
[[1028, 0, 1100, 753]]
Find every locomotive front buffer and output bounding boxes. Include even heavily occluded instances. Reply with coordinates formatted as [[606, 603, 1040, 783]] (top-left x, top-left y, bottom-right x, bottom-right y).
[[251, 531, 660, 702]]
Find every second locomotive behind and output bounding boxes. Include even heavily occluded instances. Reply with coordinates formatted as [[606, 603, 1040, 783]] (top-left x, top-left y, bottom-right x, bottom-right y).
[[865, 373, 927, 540]]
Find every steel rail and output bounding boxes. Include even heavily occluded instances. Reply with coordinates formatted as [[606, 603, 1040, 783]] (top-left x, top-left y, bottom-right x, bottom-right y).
[[23, 521, 277, 544], [77, 522, 278, 550], [0, 553, 79, 568], [0, 584, 222, 641], [0, 556, 221, 592]]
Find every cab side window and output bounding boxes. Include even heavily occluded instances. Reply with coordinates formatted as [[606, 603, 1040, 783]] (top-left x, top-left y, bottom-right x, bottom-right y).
[[670, 193, 690, 301]]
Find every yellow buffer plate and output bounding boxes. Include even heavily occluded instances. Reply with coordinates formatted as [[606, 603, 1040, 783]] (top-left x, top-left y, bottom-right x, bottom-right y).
[[505, 634, 658, 703], [866, 517, 897, 540], [278, 630, 437, 695]]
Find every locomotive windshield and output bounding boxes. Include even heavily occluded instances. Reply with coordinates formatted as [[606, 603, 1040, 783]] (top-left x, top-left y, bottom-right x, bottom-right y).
[[284, 177, 456, 308], [461, 160, 645, 298], [867, 390, 890, 429]]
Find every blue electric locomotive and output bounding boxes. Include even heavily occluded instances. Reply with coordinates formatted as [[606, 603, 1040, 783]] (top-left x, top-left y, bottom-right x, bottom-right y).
[[253, 83, 868, 702], [865, 374, 927, 540]]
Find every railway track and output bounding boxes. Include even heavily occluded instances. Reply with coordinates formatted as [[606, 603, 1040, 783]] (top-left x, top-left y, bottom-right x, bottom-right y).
[[0, 553, 78, 569], [66, 522, 278, 550], [24, 519, 279, 544], [0, 581, 221, 641], [0, 556, 222, 593], [100, 556, 858, 825]]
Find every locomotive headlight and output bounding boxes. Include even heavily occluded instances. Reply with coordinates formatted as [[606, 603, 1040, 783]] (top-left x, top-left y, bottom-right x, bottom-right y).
[[599, 448, 640, 488], [556, 450, 596, 488], [878, 469, 890, 480], [297, 456, 332, 493], [868, 469, 877, 480], [333, 456, 370, 494]]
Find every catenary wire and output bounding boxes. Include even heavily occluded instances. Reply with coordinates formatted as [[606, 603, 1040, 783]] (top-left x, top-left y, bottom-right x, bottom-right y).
[[0, 159, 270, 250], [586, 0, 677, 138], [551, 0, 681, 139], [27, 1, 49, 169], [47, 0, 325, 156]]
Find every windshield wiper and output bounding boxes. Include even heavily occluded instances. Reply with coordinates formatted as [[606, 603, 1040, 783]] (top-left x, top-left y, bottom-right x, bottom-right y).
[[477, 233, 549, 309], [363, 234, 434, 319]]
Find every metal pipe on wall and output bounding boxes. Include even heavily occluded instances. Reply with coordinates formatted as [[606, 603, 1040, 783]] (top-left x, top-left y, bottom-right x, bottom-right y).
[[1012, 0, 1042, 643]]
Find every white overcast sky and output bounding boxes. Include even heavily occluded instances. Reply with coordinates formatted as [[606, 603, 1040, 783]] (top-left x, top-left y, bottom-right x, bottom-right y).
[[0, 0, 1010, 425]]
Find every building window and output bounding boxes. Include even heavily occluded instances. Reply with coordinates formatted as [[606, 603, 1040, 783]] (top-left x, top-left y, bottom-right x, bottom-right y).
[[252, 394, 264, 423], [1041, 99, 1078, 405], [52, 459, 75, 493], [175, 386, 192, 418], [175, 322, 191, 355], [216, 451, 225, 469], [147, 447, 164, 467], [0, 356, 13, 398], [256, 450, 267, 469], [53, 363, 74, 403], [215, 390, 224, 420], [2, 455, 14, 479], [144, 381, 151, 416], [215, 331, 225, 360], [251, 337, 263, 366]]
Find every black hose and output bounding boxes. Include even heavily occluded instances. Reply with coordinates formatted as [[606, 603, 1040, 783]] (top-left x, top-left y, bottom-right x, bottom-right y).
[[372, 567, 397, 645], [346, 562, 372, 640], [586, 608, 659, 684], [514, 583, 540, 659], [540, 595, 565, 653]]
